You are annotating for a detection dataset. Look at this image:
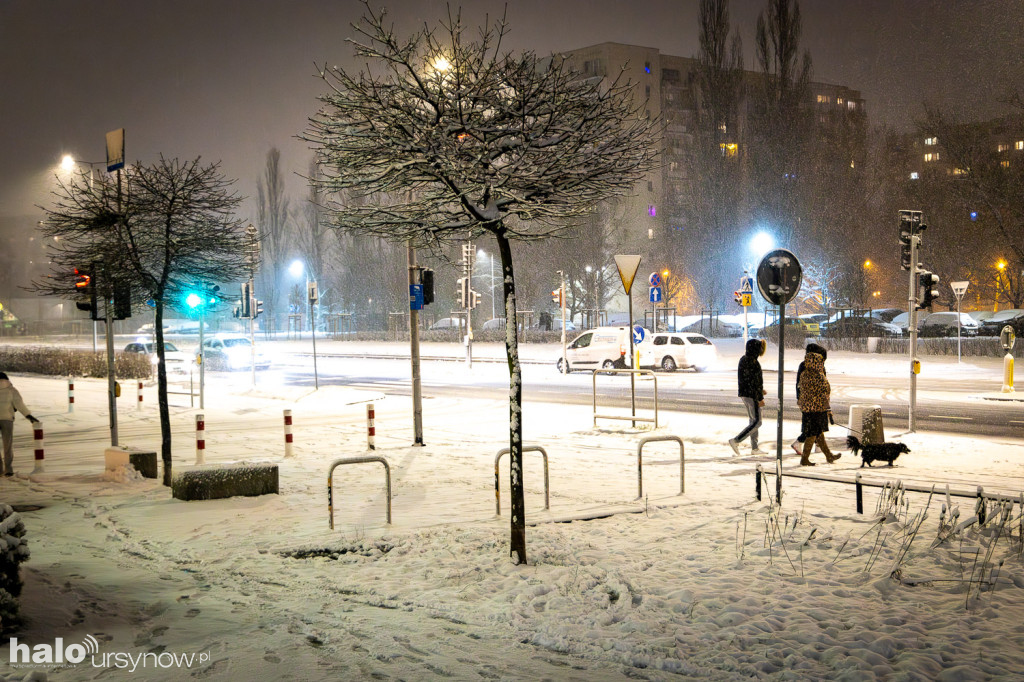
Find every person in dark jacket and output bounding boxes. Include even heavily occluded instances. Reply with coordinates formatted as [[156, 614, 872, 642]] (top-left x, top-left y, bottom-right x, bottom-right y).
[[729, 339, 767, 455], [791, 343, 828, 455], [796, 351, 840, 465]]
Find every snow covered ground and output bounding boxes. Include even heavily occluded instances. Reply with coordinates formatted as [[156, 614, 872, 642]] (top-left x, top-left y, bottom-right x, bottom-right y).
[[1, 340, 1023, 681]]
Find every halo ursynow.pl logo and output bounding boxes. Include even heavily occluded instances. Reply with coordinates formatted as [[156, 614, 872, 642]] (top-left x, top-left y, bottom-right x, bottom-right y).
[[8, 634, 99, 666], [9, 634, 211, 671]]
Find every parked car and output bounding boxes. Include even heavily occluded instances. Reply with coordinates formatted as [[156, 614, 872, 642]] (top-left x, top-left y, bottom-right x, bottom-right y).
[[824, 317, 902, 338], [868, 308, 904, 323], [559, 326, 646, 373], [201, 335, 270, 370], [890, 312, 922, 334], [532, 316, 576, 332], [640, 333, 717, 372], [481, 317, 506, 331], [979, 309, 1024, 337], [429, 317, 465, 331], [760, 317, 820, 337], [918, 312, 980, 337], [124, 340, 191, 374]]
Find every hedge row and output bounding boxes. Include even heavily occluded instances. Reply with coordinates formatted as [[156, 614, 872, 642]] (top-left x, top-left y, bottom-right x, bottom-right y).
[[0, 346, 151, 379], [815, 335, 1023, 358], [0, 505, 29, 634]]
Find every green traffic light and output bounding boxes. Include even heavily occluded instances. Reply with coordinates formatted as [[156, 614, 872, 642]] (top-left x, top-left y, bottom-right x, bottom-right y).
[[185, 292, 202, 308]]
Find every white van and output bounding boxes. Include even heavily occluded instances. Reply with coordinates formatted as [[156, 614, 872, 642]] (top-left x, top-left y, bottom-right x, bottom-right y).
[[558, 326, 644, 373]]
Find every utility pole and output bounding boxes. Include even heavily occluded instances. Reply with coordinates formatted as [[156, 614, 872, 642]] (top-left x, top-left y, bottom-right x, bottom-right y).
[[462, 243, 475, 368]]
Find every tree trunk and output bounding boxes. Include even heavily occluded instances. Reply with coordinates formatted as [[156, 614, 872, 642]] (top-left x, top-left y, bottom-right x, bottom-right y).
[[497, 231, 526, 565], [154, 302, 173, 486]]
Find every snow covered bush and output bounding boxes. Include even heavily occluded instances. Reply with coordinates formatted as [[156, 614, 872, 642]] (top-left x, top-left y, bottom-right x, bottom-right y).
[[0, 504, 30, 633], [0, 346, 150, 379]]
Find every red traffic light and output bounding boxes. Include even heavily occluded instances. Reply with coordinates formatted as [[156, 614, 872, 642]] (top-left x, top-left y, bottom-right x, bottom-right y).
[[74, 268, 91, 288]]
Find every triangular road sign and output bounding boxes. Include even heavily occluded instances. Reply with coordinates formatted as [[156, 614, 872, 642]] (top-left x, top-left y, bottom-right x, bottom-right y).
[[614, 255, 642, 294]]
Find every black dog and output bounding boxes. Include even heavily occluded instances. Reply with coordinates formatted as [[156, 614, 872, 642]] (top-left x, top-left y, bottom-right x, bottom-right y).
[[847, 436, 910, 468]]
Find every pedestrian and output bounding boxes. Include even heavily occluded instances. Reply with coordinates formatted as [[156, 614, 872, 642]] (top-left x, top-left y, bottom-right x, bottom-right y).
[[0, 372, 40, 477], [791, 343, 828, 456], [796, 350, 840, 465], [729, 338, 768, 456]]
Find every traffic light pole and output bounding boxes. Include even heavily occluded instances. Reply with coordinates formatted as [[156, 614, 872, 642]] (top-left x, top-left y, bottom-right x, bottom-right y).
[[408, 243, 424, 445], [105, 294, 119, 447], [908, 234, 920, 432]]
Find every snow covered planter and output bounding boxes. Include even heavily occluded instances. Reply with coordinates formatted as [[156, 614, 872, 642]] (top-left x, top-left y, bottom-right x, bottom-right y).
[[171, 462, 279, 501], [0, 504, 30, 633]]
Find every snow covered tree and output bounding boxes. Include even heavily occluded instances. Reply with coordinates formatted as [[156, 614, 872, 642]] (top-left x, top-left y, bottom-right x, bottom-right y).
[[0, 504, 29, 633], [36, 157, 251, 486], [303, 3, 657, 563], [255, 148, 291, 332]]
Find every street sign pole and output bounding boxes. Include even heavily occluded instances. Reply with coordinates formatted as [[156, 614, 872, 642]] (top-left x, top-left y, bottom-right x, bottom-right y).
[[615, 255, 642, 427], [409, 242, 424, 444], [951, 281, 969, 364], [558, 270, 567, 372]]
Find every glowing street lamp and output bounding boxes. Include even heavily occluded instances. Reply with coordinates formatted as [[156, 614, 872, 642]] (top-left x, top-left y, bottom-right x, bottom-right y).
[[749, 232, 774, 257]]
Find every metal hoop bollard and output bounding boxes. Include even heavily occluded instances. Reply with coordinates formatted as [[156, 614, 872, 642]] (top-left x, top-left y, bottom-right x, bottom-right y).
[[328, 456, 392, 529], [494, 446, 549, 516], [636, 435, 685, 499], [592, 369, 659, 428]]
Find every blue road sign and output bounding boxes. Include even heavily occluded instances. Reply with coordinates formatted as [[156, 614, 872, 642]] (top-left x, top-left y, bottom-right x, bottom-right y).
[[740, 275, 754, 293], [649, 286, 662, 303], [633, 325, 646, 344], [409, 284, 424, 310], [649, 272, 662, 287]]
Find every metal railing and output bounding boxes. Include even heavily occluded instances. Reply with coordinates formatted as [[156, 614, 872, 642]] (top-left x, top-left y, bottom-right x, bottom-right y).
[[494, 445, 549, 516], [755, 464, 1019, 518], [637, 435, 685, 499], [592, 368, 659, 428], [328, 456, 392, 529]]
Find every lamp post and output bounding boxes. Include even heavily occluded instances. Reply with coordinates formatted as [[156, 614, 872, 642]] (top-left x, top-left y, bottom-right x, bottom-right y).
[[477, 249, 496, 320], [289, 259, 320, 389], [996, 259, 1007, 312]]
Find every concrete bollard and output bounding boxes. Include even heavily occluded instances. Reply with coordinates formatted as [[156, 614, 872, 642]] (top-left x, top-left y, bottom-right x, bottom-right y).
[[32, 421, 44, 474], [67, 377, 74, 414], [195, 413, 206, 465], [283, 409, 294, 458], [367, 403, 376, 451]]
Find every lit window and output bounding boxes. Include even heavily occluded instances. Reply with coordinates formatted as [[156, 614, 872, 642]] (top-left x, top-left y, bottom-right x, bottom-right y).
[[1017, 141, 1024, 150], [718, 123, 727, 134], [925, 137, 937, 146], [953, 167, 966, 175], [850, 160, 855, 168], [838, 98, 844, 105], [847, 101, 856, 110], [910, 172, 920, 180], [998, 143, 1010, 152], [720, 142, 738, 157], [924, 153, 934, 162], [648, 205, 656, 217], [816, 94, 827, 103], [1002, 160, 1011, 168]]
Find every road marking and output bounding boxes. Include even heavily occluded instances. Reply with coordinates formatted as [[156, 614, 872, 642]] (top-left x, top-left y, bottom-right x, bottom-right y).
[[1010, 421, 1024, 425], [928, 415, 971, 420]]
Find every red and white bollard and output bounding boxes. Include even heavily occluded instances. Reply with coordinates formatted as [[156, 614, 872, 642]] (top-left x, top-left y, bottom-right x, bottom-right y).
[[283, 409, 294, 458], [195, 413, 206, 465], [367, 403, 376, 451], [32, 421, 44, 474], [137, 381, 144, 410], [67, 377, 74, 414]]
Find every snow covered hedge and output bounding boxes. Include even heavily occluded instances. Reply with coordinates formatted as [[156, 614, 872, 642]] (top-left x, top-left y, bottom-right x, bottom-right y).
[[0, 346, 150, 378], [0, 504, 30, 634]]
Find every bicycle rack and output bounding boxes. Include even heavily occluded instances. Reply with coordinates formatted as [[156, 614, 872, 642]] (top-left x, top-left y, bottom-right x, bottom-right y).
[[636, 435, 685, 499], [494, 446, 550, 516], [592, 369, 659, 428], [328, 456, 392, 529]]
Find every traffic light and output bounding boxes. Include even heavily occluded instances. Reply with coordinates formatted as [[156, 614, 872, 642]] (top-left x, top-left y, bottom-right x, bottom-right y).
[[74, 267, 98, 320], [240, 282, 252, 318], [733, 290, 742, 304], [470, 291, 481, 310], [183, 285, 220, 311], [457, 277, 469, 307], [421, 268, 434, 305], [254, 299, 264, 318], [551, 287, 563, 307], [112, 282, 131, 320], [898, 223, 913, 271], [918, 271, 940, 309]]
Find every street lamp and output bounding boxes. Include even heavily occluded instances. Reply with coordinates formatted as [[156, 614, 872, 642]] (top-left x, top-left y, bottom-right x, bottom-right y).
[[477, 250, 496, 320], [289, 258, 320, 389], [996, 259, 1007, 312]]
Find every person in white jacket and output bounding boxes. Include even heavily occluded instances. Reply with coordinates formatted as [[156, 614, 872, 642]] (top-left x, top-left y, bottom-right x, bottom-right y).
[[0, 372, 39, 476]]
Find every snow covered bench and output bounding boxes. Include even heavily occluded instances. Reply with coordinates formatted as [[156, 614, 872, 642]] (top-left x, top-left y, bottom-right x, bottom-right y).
[[171, 462, 279, 501]]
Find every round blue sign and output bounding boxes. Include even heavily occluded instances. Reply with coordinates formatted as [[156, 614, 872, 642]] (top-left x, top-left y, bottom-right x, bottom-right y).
[[649, 272, 662, 287], [633, 325, 646, 344]]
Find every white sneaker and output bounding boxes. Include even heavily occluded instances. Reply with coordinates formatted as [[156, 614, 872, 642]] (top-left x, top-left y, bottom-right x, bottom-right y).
[[728, 439, 740, 455], [751, 448, 769, 456]]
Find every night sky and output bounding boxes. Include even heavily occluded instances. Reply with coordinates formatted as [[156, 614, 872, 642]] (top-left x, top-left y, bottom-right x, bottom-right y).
[[2, 0, 1021, 219]]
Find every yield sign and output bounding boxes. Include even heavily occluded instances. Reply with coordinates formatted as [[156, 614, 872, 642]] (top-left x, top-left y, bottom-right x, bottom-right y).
[[614, 255, 642, 294]]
